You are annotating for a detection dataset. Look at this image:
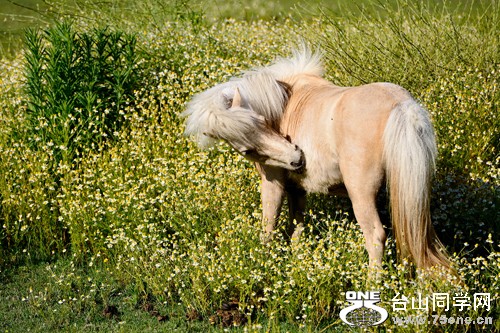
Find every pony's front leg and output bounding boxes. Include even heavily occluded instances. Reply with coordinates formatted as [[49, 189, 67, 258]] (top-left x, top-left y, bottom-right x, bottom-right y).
[[257, 165, 286, 243]]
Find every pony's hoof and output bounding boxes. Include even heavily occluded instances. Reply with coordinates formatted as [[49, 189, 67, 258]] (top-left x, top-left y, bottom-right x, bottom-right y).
[[260, 232, 274, 244]]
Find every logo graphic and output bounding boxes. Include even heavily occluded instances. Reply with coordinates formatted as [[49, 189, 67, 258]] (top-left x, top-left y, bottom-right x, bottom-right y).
[[339, 291, 389, 327]]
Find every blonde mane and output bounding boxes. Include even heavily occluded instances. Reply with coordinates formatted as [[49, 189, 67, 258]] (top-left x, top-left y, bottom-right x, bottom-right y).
[[266, 47, 324, 80], [183, 48, 324, 147]]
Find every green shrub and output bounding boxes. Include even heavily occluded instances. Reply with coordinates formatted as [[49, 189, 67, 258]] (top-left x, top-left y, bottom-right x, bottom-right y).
[[24, 21, 139, 164]]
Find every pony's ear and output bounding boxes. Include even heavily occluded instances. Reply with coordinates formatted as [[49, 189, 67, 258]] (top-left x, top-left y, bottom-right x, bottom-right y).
[[231, 88, 242, 108]]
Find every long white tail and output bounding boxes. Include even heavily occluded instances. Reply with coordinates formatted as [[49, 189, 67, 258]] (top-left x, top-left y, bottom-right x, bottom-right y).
[[383, 100, 450, 269]]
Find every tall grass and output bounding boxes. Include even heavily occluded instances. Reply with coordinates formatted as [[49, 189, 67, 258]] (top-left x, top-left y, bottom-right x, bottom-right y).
[[0, 0, 498, 331], [311, 0, 499, 177]]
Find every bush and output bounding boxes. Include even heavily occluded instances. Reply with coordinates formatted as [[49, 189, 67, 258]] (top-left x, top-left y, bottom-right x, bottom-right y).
[[24, 21, 139, 164]]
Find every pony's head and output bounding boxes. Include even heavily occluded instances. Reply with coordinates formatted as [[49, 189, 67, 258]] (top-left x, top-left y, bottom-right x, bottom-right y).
[[183, 73, 305, 172]]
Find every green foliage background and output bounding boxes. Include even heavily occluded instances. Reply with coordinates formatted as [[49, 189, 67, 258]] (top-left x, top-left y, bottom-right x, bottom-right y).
[[0, 0, 498, 332]]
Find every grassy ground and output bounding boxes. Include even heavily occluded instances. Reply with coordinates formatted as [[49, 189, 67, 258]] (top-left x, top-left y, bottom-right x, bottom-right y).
[[0, 261, 228, 332], [0, 0, 498, 332]]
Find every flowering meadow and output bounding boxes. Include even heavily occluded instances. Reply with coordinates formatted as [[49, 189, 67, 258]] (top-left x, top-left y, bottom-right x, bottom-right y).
[[0, 0, 498, 332]]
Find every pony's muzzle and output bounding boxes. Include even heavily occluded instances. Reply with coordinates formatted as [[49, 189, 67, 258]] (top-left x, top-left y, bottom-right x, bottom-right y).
[[290, 147, 306, 173]]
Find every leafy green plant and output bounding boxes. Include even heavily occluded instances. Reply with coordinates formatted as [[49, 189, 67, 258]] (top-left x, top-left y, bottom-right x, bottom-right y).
[[24, 21, 139, 165]]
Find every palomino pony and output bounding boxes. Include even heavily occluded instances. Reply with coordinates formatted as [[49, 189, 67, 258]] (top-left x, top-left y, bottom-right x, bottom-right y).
[[183, 48, 450, 270]]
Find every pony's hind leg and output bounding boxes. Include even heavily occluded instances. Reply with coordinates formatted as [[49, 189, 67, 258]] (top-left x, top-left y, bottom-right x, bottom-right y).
[[342, 166, 386, 268], [351, 196, 386, 268]]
